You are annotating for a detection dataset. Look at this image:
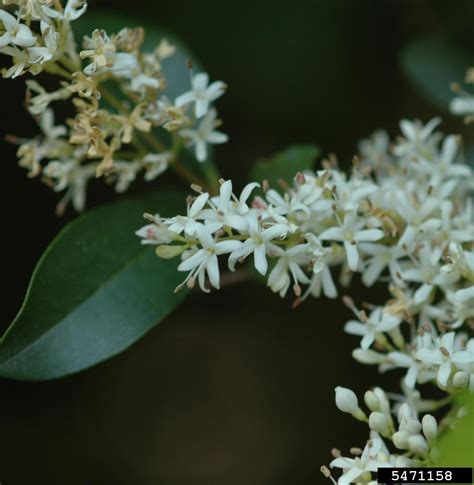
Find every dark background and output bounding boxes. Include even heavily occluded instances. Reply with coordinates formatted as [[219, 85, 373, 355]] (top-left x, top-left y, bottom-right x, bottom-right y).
[[0, 1, 471, 484]]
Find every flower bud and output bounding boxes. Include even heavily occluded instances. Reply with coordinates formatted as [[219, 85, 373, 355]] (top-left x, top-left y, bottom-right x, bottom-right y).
[[422, 414, 438, 442], [155, 244, 185, 259], [408, 434, 429, 455], [373, 387, 390, 416], [334, 387, 365, 420], [392, 430, 409, 449], [400, 416, 421, 435], [397, 403, 414, 423], [352, 349, 383, 364], [369, 411, 389, 435], [364, 390, 380, 412], [452, 370, 469, 388]]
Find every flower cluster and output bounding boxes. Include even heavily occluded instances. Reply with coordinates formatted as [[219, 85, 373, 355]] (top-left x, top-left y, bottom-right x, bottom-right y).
[[2, 0, 227, 212], [138, 117, 474, 482], [320, 386, 443, 485]]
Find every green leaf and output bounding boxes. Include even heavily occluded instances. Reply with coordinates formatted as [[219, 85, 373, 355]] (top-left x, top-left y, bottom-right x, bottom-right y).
[[74, 11, 221, 192], [248, 144, 320, 193], [400, 35, 472, 110], [0, 191, 188, 381], [435, 393, 474, 467]]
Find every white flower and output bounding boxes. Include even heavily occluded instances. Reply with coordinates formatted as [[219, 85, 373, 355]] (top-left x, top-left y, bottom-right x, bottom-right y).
[[319, 211, 384, 271], [0, 9, 36, 48], [26, 80, 70, 115], [359, 226, 415, 287], [304, 264, 337, 299], [330, 437, 389, 485], [43, 159, 95, 212], [358, 129, 391, 167], [329, 170, 379, 213], [416, 332, 474, 388], [228, 212, 289, 275], [402, 244, 457, 304], [136, 215, 173, 245], [1, 45, 29, 78], [199, 179, 250, 232], [43, 0, 88, 22], [28, 21, 59, 64], [113, 160, 140, 193], [266, 244, 310, 297], [81, 29, 137, 77], [453, 339, 474, 391], [143, 152, 171, 181], [180, 108, 228, 162], [175, 72, 226, 118], [393, 118, 441, 158], [165, 192, 209, 236], [344, 307, 401, 350], [177, 225, 242, 292], [130, 73, 160, 95]]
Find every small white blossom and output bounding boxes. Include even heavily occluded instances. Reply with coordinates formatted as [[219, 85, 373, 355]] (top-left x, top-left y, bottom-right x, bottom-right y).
[[319, 211, 384, 271], [175, 72, 226, 118], [0, 9, 36, 48], [177, 225, 241, 292], [180, 108, 228, 162], [42, 0, 87, 22]]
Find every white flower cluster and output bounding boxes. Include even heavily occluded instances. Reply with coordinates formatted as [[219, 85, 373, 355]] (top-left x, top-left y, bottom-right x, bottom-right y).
[[321, 386, 442, 485], [0, 0, 86, 78], [2, 0, 228, 212], [138, 117, 473, 482]]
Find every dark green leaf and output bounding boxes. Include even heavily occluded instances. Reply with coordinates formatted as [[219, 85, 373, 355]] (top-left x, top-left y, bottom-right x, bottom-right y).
[[248, 144, 320, 193], [0, 191, 187, 381], [400, 35, 472, 110]]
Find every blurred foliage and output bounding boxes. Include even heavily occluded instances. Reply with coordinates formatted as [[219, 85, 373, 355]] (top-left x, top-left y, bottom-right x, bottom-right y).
[[436, 393, 474, 467], [401, 35, 472, 111]]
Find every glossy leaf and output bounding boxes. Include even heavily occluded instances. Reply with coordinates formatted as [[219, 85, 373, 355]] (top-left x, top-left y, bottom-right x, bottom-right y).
[[0, 191, 187, 381]]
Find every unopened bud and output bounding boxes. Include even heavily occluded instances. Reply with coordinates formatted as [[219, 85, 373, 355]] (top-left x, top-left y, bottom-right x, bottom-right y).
[[155, 244, 185, 259], [295, 172, 306, 185], [392, 430, 409, 449], [335, 387, 365, 420], [369, 411, 389, 435], [400, 416, 422, 435], [422, 414, 438, 442], [397, 403, 414, 423], [373, 387, 390, 415], [408, 434, 429, 455], [352, 348, 382, 364], [364, 390, 380, 412], [452, 370, 469, 388]]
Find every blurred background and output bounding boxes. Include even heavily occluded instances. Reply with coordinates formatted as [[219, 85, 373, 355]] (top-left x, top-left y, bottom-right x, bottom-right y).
[[0, 0, 472, 483]]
